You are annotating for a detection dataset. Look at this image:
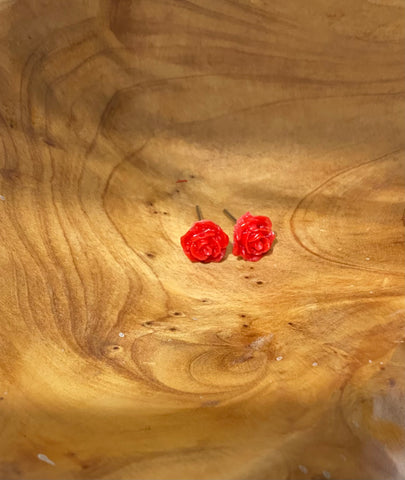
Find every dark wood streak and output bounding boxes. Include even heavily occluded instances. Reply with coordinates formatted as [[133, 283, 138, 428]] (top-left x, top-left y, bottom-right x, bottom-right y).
[[289, 148, 404, 275]]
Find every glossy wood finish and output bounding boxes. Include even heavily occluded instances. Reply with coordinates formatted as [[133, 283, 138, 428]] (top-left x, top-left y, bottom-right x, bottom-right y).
[[0, 1, 404, 479]]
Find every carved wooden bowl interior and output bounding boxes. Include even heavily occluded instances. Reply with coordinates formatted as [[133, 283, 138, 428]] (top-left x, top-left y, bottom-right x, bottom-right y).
[[0, 1, 404, 479]]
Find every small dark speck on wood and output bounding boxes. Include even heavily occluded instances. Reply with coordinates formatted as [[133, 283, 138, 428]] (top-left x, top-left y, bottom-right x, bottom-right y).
[[43, 138, 56, 147]]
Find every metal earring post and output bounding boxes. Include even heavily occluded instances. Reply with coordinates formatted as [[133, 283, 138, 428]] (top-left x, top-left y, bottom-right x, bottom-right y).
[[196, 205, 203, 221], [223, 209, 237, 223]]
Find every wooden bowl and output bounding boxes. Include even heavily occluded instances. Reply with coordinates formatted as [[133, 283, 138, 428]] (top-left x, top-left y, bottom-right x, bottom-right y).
[[0, 1, 404, 479]]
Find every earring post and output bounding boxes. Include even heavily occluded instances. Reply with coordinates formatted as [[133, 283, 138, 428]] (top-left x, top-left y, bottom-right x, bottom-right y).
[[196, 205, 203, 221], [223, 209, 237, 223]]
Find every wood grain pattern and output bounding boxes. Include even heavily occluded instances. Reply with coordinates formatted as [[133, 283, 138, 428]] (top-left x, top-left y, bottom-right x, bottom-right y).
[[0, 1, 404, 479]]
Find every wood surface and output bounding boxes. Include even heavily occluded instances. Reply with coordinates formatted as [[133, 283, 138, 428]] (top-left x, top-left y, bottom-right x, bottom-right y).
[[0, 0, 404, 479]]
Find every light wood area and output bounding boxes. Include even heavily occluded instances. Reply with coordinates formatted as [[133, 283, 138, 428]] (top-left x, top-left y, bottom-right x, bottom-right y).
[[0, 1, 404, 479]]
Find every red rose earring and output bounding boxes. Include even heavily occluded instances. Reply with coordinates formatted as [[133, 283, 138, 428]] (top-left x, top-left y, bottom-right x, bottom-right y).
[[224, 209, 276, 262], [181, 206, 229, 263]]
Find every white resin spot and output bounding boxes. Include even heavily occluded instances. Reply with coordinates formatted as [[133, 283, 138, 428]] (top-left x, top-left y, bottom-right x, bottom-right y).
[[37, 454, 55, 466]]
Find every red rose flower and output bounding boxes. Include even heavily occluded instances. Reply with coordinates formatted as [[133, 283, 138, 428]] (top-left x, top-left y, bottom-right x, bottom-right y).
[[233, 212, 275, 262], [181, 220, 229, 263]]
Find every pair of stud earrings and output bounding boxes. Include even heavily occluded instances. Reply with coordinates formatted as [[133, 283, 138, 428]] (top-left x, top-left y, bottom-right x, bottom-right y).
[[181, 206, 276, 263]]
